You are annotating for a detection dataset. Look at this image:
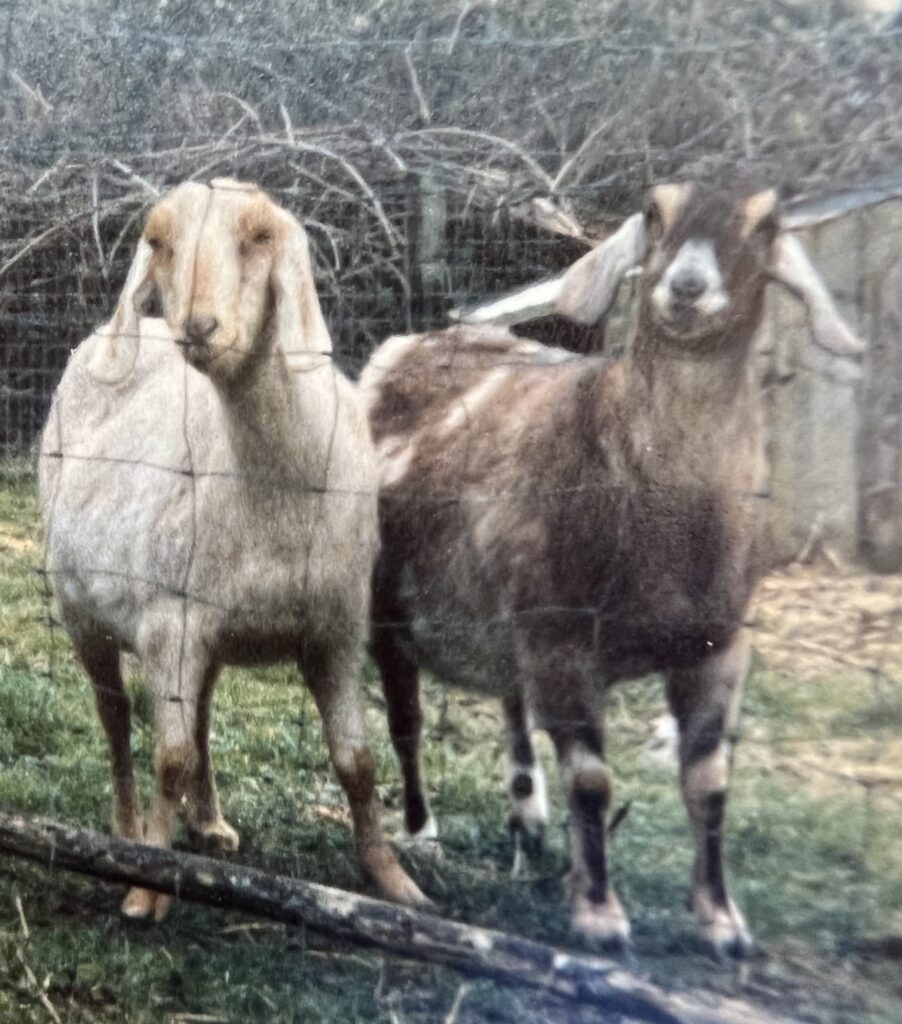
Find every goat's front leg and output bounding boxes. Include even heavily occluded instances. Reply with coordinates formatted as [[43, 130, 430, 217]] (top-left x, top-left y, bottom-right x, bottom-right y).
[[122, 623, 210, 921], [503, 691, 547, 876], [666, 630, 753, 959], [77, 637, 143, 842], [302, 645, 428, 907], [527, 634, 630, 948]]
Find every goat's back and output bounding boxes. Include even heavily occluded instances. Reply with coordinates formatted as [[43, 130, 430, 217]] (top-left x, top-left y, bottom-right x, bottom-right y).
[[361, 326, 576, 450]]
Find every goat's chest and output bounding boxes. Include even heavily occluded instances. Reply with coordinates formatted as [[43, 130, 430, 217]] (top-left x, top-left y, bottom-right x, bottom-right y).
[[190, 481, 327, 610], [547, 479, 761, 673]]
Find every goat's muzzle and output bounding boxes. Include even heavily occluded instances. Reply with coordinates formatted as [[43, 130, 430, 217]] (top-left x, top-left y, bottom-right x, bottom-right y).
[[182, 315, 219, 346], [177, 316, 219, 367], [670, 271, 706, 301]]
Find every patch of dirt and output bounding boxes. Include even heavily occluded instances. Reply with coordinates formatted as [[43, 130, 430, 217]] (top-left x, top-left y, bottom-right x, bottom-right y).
[[757, 736, 902, 802], [747, 565, 902, 801], [752, 564, 902, 680], [0, 524, 38, 554]]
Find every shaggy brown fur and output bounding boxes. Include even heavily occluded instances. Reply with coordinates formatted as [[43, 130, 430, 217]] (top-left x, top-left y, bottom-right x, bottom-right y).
[[361, 181, 860, 955]]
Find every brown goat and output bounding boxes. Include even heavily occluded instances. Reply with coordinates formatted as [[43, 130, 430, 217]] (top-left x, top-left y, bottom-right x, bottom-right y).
[[360, 181, 862, 956]]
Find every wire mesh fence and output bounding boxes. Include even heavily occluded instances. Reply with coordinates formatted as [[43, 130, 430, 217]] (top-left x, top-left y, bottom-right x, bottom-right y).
[[2, 4, 902, 1024]]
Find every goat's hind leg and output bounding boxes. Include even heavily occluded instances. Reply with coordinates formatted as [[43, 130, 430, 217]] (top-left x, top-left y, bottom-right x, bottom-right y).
[[503, 692, 547, 875], [370, 627, 437, 845], [78, 637, 143, 842], [666, 631, 753, 958], [303, 643, 428, 906]]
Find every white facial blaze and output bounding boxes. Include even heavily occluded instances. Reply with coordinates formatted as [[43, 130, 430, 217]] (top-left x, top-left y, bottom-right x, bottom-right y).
[[652, 239, 730, 321]]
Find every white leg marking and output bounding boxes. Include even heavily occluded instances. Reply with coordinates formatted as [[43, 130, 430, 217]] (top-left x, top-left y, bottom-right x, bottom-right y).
[[507, 761, 548, 877], [640, 712, 680, 772], [506, 762, 548, 830], [406, 811, 438, 842]]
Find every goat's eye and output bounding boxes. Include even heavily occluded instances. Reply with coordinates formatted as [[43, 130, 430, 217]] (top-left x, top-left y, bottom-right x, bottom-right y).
[[252, 228, 272, 245], [146, 236, 162, 251]]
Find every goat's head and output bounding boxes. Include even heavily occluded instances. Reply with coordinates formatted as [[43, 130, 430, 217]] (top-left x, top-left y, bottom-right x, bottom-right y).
[[100, 178, 331, 385], [558, 180, 862, 357], [461, 180, 862, 359], [639, 182, 779, 347]]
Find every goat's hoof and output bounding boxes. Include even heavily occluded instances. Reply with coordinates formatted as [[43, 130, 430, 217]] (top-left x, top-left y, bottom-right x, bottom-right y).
[[519, 822, 545, 859], [571, 893, 631, 951], [192, 818, 240, 853], [390, 871, 433, 908], [509, 819, 544, 860], [121, 887, 172, 922], [696, 897, 754, 960], [509, 821, 544, 878], [364, 845, 431, 907], [113, 815, 145, 842]]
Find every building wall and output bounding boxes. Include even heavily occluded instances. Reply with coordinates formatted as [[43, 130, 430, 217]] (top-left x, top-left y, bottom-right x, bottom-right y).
[[762, 199, 902, 570]]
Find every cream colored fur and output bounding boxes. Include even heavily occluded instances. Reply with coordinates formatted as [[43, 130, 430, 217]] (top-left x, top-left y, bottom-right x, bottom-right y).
[[39, 179, 423, 919]]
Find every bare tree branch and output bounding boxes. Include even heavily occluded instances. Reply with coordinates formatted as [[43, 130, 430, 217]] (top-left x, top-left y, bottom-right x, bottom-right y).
[[0, 812, 802, 1024]]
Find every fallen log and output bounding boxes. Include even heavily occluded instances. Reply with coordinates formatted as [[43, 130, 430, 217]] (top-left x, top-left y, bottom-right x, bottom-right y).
[[0, 811, 796, 1024]]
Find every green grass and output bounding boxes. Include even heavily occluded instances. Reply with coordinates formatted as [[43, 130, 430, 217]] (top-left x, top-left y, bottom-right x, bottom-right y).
[[1, 462, 901, 1022]]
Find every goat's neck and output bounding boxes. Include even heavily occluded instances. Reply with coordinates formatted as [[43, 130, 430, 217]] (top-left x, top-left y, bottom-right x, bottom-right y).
[[621, 327, 763, 490], [218, 346, 338, 489]]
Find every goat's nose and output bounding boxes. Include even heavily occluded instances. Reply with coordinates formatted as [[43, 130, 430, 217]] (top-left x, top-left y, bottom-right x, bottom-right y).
[[183, 315, 218, 343], [670, 273, 706, 301]]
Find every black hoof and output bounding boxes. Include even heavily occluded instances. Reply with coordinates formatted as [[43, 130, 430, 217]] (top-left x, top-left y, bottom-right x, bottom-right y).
[[711, 932, 755, 963], [508, 813, 545, 859]]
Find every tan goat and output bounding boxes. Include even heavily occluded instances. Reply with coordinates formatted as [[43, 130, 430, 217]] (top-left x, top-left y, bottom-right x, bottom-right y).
[[40, 179, 425, 919], [360, 181, 862, 956]]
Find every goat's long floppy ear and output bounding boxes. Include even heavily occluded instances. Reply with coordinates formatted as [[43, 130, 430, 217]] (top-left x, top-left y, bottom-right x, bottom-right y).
[[451, 211, 645, 328], [770, 233, 865, 356], [87, 237, 155, 383], [556, 212, 646, 325], [272, 209, 333, 370], [450, 276, 566, 327]]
